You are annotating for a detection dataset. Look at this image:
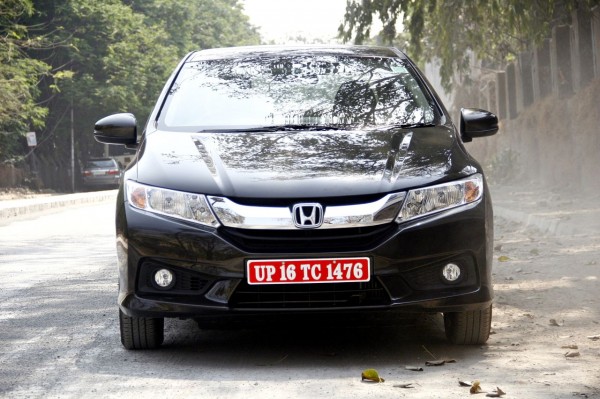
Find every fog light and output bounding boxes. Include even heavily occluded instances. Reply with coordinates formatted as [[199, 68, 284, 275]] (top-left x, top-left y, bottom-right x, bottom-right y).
[[442, 263, 461, 283], [154, 269, 175, 289]]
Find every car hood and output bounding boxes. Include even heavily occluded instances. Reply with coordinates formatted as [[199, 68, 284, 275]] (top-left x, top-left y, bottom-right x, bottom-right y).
[[134, 126, 477, 198]]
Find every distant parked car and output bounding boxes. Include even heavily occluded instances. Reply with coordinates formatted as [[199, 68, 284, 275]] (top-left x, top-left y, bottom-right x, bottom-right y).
[[81, 157, 121, 189], [94, 45, 498, 349]]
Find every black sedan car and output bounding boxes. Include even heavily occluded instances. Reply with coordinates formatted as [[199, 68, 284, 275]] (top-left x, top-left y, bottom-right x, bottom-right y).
[[94, 45, 498, 349]]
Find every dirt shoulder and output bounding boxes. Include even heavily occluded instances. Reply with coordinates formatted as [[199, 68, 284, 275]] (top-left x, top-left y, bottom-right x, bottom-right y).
[[482, 184, 600, 398]]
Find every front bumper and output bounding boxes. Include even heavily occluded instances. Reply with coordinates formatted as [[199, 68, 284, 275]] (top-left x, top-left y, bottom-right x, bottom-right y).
[[116, 191, 493, 318]]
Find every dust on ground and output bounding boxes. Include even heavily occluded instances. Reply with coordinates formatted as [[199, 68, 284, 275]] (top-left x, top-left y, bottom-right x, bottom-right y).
[[482, 183, 600, 398]]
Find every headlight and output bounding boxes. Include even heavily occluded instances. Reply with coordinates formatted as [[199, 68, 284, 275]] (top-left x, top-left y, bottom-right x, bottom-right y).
[[396, 174, 483, 222], [126, 181, 220, 227]]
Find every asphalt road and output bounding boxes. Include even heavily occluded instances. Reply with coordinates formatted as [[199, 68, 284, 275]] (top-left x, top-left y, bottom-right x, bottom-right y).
[[1, 200, 599, 398]]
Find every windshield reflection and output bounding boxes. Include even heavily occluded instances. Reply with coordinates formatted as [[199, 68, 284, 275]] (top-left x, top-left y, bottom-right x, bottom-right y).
[[160, 54, 437, 131]]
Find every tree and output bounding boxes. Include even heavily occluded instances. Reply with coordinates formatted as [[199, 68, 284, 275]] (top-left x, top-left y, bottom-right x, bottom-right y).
[[338, 0, 600, 89], [0, 0, 51, 163], [10, 0, 180, 186], [6, 0, 261, 189], [34, 0, 260, 162], [125, 0, 261, 54]]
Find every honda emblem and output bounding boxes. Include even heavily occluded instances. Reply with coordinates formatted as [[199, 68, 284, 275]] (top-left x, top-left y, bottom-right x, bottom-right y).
[[292, 203, 324, 228]]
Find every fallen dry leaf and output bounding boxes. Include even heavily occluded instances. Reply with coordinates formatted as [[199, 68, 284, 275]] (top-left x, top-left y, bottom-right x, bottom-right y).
[[405, 366, 423, 372], [587, 335, 600, 341], [497, 255, 511, 262], [549, 319, 562, 327], [425, 359, 456, 366], [564, 351, 580, 358], [459, 380, 472, 387], [486, 386, 506, 397], [393, 383, 415, 389], [470, 380, 483, 394], [561, 344, 578, 349]]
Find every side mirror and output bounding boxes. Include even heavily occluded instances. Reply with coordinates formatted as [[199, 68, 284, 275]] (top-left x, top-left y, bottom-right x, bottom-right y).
[[94, 113, 137, 146], [460, 108, 498, 142]]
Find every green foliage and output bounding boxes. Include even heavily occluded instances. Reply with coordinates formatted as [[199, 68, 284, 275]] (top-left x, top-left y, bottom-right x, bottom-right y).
[[127, 0, 260, 52], [0, 0, 261, 179], [56, 0, 179, 117], [0, 0, 51, 162], [339, 0, 600, 89]]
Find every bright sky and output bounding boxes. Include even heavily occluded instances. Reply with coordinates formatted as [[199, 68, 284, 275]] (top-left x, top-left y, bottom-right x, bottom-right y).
[[241, 0, 349, 44]]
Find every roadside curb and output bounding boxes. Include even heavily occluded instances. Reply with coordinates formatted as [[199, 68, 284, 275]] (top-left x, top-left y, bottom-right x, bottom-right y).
[[0, 190, 117, 223]]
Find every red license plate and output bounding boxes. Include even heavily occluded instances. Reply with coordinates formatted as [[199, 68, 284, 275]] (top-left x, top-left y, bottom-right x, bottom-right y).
[[246, 257, 370, 285]]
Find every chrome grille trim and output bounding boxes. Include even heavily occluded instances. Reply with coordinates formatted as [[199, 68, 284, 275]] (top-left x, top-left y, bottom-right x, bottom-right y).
[[207, 192, 406, 230]]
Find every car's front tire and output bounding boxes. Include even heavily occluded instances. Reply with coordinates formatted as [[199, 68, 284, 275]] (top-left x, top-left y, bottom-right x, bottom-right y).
[[119, 309, 164, 349], [444, 305, 492, 345]]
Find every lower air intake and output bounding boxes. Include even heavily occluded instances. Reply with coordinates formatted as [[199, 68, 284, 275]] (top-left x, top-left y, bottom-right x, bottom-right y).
[[230, 279, 390, 309]]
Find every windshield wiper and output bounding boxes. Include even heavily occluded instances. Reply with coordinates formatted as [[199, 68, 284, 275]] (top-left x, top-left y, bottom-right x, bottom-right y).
[[396, 122, 436, 129], [278, 124, 347, 131], [198, 123, 436, 133], [368, 122, 436, 132], [198, 124, 346, 133]]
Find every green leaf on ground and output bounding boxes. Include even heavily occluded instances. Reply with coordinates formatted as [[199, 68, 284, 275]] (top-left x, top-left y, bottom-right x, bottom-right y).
[[361, 368, 384, 383]]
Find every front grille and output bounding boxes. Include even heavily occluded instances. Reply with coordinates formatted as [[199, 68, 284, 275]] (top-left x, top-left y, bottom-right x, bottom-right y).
[[219, 224, 397, 253], [230, 279, 390, 309], [227, 193, 386, 207]]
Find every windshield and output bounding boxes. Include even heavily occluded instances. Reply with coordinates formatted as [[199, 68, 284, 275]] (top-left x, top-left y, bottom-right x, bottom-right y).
[[159, 54, 439, 131]]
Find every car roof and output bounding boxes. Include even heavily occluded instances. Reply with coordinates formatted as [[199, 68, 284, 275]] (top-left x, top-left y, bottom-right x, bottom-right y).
[[187, 45, 406, 62], [86, 157, 117, 164]]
